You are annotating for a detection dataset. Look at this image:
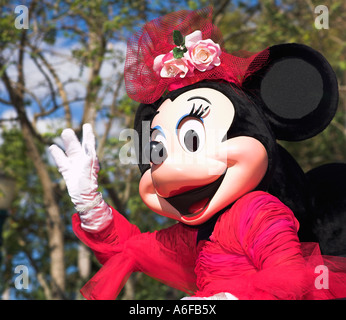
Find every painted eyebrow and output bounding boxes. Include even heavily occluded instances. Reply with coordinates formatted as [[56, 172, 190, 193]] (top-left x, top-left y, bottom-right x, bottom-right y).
[[187, 96, 212, 105], [150, 125, 166, 138]]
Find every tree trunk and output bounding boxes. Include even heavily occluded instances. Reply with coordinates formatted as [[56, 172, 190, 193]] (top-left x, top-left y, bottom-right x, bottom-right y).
[[1, 58, 66, 299], [21, 122, 66, 299], [122, 275, 136, 300], [1, 287, 10, 300], [76, 243, 91, 300], [78, 243, 91, 280]]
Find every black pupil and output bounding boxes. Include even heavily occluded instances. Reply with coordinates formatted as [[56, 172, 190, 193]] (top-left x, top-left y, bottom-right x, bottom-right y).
[[184, 129, 199, 152]]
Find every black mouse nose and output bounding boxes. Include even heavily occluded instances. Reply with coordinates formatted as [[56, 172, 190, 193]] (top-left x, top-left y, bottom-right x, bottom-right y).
[[150, 141, 167, 164]]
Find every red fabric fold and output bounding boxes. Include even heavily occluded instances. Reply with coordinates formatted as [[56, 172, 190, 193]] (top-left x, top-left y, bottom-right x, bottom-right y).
[[72, 209, 198, 300], [72, 191, 346, 300], [72, 206, 140, 265]]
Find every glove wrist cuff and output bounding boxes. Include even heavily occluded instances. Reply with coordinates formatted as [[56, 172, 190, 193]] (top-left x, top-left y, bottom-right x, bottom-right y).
[[79, 198, 113, 233], [75, 192, 103, 213]]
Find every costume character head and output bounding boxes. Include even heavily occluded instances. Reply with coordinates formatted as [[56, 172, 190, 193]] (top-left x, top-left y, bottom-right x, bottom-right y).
[[125, 7, 345, 253]]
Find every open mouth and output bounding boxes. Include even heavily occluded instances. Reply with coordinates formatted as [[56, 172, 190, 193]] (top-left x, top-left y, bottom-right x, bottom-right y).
[[164, 173, 226, 217]]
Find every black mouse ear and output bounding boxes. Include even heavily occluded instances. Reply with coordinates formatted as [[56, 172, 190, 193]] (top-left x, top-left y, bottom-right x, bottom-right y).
[[243, 43, 338, 141]]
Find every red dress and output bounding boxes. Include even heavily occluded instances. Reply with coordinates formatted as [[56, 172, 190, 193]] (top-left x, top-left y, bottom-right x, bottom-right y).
[[72, 191, 346, 300]]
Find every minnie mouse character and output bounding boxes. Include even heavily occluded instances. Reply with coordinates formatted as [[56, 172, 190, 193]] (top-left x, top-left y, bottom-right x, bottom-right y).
[[49, 7, 346, 299]]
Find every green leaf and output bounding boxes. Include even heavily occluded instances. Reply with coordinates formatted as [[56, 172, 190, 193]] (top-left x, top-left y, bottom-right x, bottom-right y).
[[173, 47, 184, 59], [43, 26, 57, 45], [173, 30, 184, 46]]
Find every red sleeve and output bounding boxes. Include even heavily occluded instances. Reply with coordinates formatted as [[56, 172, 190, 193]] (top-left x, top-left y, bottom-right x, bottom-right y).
[[73, 213, 198, 299], [72, 206, 140, 265], [125, 223, 199, 296], [214, 191, 313, 299]]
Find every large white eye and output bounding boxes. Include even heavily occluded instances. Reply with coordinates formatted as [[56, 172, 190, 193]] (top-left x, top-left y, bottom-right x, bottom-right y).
[[178, 118, 205, 153]]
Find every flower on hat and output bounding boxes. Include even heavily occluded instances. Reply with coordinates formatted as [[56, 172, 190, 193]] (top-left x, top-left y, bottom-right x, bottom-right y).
[[153, 30, 222, 79], [184, 30, 221, 72], [124, 6, 269, 104], [153, 52, 191, 78]]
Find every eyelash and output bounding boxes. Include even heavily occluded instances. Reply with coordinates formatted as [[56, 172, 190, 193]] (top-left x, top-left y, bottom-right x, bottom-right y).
[[174, 103, 209, 133], [189, 103, 209, 119], [150, 104, 210, 137]]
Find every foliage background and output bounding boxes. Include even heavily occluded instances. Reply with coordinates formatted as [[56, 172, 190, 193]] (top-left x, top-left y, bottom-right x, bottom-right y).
[[0, 0, 345, 299]]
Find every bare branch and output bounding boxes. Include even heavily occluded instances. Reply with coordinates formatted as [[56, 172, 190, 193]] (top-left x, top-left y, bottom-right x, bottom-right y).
[[81, 33, 107, 127], [28, 44, 72, 127], [0, 61, 21, 109], [122, 169, 134, 205], [0, 97, 12, 105], [331, 120, 346, 136], [60, 25, 88, 45], [34, 97, 85, 120], [17, 25, 28, 99], [330, 35, 346, 47], [97, 74, 124, 161], [0, 62, 55, 145], [99, 173, 126, 214], [0, 117, 19, 123], [29, 49, 60, 112], [213, 0, 231, 25], [223, 27, 257, 43]]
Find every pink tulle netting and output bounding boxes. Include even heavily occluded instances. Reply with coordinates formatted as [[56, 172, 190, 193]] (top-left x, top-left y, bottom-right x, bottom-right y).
[[124, 7, 269, 104]]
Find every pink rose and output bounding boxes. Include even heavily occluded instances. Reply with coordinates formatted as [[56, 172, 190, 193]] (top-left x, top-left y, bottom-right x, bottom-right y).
[[184, 30, 221, 72], [152, 30, 222, 79], [153, 52, 191, 78]]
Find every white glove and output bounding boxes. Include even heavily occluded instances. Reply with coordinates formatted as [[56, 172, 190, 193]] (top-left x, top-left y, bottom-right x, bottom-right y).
[[49, 123, 112, 233]]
